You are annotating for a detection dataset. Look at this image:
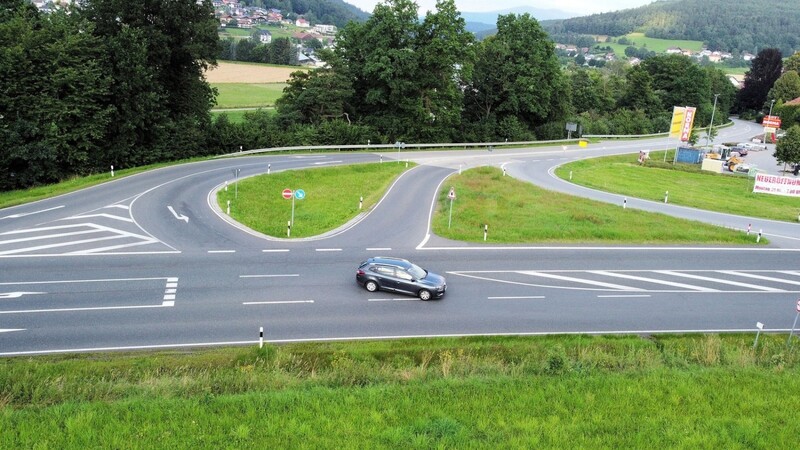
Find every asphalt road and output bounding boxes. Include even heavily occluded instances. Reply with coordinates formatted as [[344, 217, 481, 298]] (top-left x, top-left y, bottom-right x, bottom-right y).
[[1, 119, 799, 356]]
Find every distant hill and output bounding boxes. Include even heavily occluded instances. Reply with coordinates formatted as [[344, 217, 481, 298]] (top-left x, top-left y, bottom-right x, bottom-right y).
[[248, 0, 369, 28], [543, 0, 800, 55], [459, 6, 576, 38]]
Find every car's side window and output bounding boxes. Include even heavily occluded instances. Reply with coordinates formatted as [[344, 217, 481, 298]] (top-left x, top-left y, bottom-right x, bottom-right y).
[[375, 266, 394, 276], [396, 270, 413, 281]]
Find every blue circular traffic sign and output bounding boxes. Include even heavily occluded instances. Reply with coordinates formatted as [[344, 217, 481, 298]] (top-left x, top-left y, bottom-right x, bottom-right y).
[[294, 189, 306, 200]]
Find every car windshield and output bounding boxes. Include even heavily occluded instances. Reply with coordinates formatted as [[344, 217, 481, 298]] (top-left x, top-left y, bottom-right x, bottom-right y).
[[407, 264, 427, 280]]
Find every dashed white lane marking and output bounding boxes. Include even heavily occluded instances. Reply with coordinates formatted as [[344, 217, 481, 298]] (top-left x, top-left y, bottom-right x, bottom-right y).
[[316, 248, 342, 252], [208, 250, 235, 253], [655, 270, 783, 292], [597, 294, 652, 298], [366, 248, 392, 251], [589, 270, 717, 292], [239, 274, 299, 278], [518, 271, 643, 291], [368, 298, 419, 302], [0, 205, 64, 220], [243, 300, 314, 305], [488, 296, 545, 300], [262, 249, 290, 253]]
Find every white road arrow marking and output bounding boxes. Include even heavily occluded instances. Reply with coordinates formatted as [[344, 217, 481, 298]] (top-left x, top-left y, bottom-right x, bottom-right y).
[[0, 328, 25, 333], [0, 292, 46, 299], [167, 206, 189, 223]]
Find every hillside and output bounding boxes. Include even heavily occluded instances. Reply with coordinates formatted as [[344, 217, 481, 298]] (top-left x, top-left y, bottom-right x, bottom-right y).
[[241, 0, 369, 28], [543, 0, 800, 55]]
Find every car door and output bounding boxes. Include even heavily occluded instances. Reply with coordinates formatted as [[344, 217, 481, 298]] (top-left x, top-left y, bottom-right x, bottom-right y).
[[373, 265, 399, 292], [393, 267, 418, 296]]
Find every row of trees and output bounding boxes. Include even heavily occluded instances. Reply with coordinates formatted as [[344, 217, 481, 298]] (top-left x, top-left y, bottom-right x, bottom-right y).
[[218, 37, 299, 65], [1, 0, 219, 190], [4, 0, 796, 191]]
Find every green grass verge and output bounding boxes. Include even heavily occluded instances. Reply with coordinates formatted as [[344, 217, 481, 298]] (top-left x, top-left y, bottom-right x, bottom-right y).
[[212, 83, 287, 109], [2, 334, 799, 447], [433, 166, 763, 245], [555, 151, 800, 223], [218, 162, 413, 238], [0, 158, 207, 210]]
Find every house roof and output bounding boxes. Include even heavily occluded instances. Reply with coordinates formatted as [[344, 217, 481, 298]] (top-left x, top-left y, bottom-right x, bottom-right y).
[[785, 96, 800, 106]]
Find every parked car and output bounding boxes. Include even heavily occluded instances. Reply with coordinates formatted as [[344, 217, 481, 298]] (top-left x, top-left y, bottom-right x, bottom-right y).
[[731, 146, 748, 156], [356, 257, 446, 300]]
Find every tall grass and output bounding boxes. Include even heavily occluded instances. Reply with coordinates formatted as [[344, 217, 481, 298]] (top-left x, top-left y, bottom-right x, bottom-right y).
[[1, 335, 799, 447]]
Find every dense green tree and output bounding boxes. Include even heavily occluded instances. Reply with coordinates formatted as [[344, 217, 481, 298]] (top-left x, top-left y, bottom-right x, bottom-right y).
[[327, 0, 474, 141], [276, 68, 354, 125], [0, 2, 112, 189], [463, 13, 568, 140], [618, 65, 660, 113], [773, 124, 800, 172], [736, 48, 783, 113], [768, 71, 800, 104], [640, 54, 708, 116], [785, 52, 800, 74]]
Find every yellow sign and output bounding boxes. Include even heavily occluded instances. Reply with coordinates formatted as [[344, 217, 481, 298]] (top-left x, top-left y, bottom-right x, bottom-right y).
[[578, 140, 588, 148], [669, 106, 685, 139]]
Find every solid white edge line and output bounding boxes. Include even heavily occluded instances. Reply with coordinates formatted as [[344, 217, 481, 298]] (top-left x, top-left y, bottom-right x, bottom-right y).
[[597, 295, 653, 298], [3, 328, 794, 356], [0, 304, 171, 314], [315, 248, 342, 252], [366, 247, 392, 251], [418, 171, 456, 249], [0, 329, 26, 333]]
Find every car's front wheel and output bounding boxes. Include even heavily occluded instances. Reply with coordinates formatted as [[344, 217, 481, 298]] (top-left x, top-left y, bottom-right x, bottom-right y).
[[418, 289, 432, 301], [365, 280, 379, 292]]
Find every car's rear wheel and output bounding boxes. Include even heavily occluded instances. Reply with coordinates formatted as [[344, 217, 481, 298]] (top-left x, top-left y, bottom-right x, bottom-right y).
[[365, 280, 379, 292], [418, 289, 432, 301]]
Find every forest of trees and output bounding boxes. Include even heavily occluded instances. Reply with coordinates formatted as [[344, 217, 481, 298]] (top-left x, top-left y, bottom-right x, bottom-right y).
[[545, 0, 800, 56], [4, 0, 795, 191]]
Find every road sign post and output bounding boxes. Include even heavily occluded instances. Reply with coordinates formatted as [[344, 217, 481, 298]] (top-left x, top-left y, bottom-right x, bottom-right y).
[[448, 187, 456, 229], [787, 299, 800, 346]]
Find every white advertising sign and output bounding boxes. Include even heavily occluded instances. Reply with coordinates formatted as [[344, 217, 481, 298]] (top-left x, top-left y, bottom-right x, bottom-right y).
[[753, 173, 800, 197]]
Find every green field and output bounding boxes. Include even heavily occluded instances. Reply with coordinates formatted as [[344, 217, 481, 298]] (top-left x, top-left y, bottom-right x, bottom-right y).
[[3, 335, 799, 447], [555, 152, 800, 222], [218, 24, 302, 41], [597, 32, 704, 55], [211, 108, 275, 123], [212, 83, 287, 109]]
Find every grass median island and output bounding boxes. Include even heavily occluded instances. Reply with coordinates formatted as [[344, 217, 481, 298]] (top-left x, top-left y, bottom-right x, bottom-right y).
[[433, 167, 763, 245], [2, 335, 799, 447], [217, 162, 413, 238], [555, 152, 800, 222]]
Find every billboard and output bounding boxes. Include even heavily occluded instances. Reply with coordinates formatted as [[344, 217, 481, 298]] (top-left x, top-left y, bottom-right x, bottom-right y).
[[753, 173, 800, 197]]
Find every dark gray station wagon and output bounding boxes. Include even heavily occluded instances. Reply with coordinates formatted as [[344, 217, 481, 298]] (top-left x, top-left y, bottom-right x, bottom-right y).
[[356, 257, 447, 300]]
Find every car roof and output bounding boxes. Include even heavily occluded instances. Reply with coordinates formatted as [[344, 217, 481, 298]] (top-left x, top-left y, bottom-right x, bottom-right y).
[[365, 256, 413, 268]]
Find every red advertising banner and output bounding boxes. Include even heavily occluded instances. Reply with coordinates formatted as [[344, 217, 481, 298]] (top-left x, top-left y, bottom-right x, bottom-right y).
[[763, 115, 781, 128], [680, 107, 696, 142]]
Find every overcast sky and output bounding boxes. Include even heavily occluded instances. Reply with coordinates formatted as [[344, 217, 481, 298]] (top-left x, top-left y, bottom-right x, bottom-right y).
[[347, 0, 655, 16]]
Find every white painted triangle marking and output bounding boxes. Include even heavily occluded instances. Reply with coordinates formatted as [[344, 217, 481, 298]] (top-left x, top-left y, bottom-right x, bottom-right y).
[[0, 328, 25, 333]]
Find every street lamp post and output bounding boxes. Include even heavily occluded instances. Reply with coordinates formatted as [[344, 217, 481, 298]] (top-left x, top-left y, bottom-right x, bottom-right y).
[[706, 93, 719, 148], [763, 99, 775, 144]]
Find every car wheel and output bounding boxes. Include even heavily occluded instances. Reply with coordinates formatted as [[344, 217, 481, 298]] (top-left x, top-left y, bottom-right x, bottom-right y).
[[418, 289, 432, 301], [365, 280, 379, 292]]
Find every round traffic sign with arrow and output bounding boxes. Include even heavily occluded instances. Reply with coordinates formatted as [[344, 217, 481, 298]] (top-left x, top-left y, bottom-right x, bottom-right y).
[[295, 189, 306, 200]]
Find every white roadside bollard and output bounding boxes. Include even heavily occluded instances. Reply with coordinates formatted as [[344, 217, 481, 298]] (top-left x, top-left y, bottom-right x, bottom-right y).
[[268, 163, 271, 175], [110, 165, 114, 177], [259, 326, 264, 348], [569, 171, 573, 181], [226, 200, 230, 215], [287, 221, 291, 237], [664, 191, 669, 204], [623, 198, 627, 209], [483, 224, 488, 241], [757, 229, 762, 243], [359, 196, 363, 210], [747, 224, 751, 235]]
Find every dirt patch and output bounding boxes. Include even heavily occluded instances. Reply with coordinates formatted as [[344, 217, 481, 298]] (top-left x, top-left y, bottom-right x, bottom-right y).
[[205, 61, 305, 83]]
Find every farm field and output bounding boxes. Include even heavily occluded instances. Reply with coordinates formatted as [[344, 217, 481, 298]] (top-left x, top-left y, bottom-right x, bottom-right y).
[[597, 32, 704, 55]]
